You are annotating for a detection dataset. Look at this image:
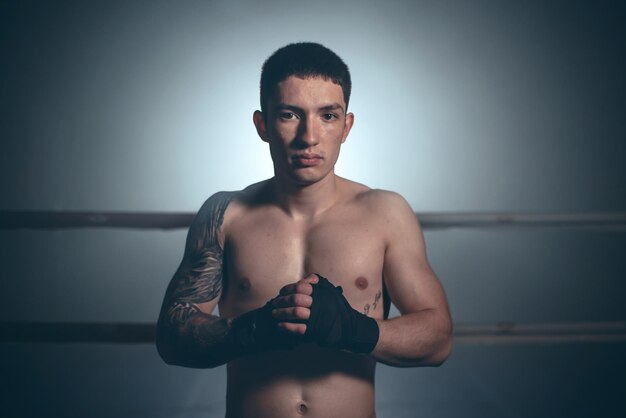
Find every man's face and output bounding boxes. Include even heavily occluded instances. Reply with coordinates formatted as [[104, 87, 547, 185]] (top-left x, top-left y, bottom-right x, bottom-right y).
[[254, 76, 354, 187]]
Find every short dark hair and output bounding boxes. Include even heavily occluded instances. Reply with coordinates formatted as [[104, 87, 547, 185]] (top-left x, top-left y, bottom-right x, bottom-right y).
[[259, 42, 352, 114]]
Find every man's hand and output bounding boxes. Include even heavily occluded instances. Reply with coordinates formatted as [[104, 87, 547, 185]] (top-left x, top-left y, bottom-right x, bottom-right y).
[[228, 274, 319, 355], [229, 299, 301, 354], [271, 273, 319, 335], [273, 273, 380, 353], [304, 275, 380, 354]]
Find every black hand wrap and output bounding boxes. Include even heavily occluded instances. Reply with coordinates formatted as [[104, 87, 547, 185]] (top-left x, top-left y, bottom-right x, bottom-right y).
[[305, 274, 380, 353], [228, 300, 299, 356]]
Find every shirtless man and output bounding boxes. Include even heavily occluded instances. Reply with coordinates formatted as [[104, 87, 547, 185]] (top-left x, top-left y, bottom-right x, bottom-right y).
[[156, 42, 452, 418]]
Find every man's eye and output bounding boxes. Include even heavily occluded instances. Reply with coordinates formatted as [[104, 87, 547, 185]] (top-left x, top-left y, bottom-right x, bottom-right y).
[[322, 113, 337, 121], [280, 112, 296, 120]]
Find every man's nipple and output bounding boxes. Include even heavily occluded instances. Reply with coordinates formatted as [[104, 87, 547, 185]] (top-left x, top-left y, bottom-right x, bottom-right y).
[[354, 276, 369, 290]]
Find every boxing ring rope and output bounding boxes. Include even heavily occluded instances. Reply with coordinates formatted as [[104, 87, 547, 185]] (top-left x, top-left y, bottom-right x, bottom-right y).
[[2, 210, 626, 230], [1, 210, 625, 344], [2, 321, 626, 345]]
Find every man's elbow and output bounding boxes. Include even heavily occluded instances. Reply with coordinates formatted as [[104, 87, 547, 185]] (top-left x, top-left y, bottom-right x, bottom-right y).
[[423, 319, 453, 367], [155, 326, 224, 369], [157, 346, 177, 366], [157, 344, 217, 368], [155, 325, 179, 365], [155, 322, 189, 367], [427, 332, 453, 366]]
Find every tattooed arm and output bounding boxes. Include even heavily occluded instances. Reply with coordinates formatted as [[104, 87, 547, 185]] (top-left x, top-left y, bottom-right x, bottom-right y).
[[156, 192, 235, 368]]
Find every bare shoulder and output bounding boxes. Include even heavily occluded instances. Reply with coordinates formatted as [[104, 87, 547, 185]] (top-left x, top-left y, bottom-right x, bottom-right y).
[[186, 190, 240, 252], [193, 180, 279, 244], [196, 189, 241, 224], [358, 188, 410, 208], [348, 183, 415, 219], [198, 181, 271, 221], [189, 181, 272, 250], [336, 178, 418, 236]]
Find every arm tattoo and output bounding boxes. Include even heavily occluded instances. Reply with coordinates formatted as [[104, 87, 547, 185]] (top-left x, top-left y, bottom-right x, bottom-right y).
[[165, 192, 234, 327]]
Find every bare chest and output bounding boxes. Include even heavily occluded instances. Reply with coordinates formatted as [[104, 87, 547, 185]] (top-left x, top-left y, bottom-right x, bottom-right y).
[[220, 210, 386, 318]]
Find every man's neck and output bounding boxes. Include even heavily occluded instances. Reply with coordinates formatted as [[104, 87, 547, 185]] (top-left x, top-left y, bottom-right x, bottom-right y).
[[271, 173, 340, 219]]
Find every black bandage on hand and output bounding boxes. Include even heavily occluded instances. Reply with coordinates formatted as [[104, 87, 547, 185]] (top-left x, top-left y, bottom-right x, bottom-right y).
[[229, 300, 300, 356], [305, 274, 380, 353]]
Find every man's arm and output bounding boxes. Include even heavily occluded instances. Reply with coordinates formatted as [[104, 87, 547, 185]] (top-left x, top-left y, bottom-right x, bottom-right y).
[[156, 191, 303, 368], [371, 192, 452, 367], [156, 191, 235, 368]]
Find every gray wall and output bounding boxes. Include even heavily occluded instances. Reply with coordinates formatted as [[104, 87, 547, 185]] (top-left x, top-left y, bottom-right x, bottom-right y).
[[1, 1, 625, 417]]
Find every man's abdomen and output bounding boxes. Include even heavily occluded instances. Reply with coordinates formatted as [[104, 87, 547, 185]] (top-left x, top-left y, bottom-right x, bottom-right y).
[[225, 344, 376, 418]]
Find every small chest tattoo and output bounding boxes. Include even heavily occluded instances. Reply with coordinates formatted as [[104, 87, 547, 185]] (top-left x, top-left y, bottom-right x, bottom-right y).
[[364, 290, 382, 314]]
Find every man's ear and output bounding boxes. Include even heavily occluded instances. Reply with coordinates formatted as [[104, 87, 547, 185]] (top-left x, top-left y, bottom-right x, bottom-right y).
[[253, 110, 269, 142], [341, 112, 354, 144]]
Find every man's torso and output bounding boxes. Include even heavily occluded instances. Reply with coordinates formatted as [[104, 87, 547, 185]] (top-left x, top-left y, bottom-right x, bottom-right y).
[[219, 178, 389, 418]]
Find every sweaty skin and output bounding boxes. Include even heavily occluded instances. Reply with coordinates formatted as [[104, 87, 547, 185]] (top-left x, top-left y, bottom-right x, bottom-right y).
[[157, 75, 452, 418]]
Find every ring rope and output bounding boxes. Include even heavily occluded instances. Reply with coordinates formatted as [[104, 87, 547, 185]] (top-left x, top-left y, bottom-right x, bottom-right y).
[[2, 211, 626, 230], [1, 321, 625, 344]]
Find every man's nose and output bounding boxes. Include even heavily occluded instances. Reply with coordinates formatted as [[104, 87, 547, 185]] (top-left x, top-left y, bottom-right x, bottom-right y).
[[298, 116, 320, 146]]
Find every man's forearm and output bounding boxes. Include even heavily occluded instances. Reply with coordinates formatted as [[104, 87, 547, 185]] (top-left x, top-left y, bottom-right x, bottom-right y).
[[371, 309, 452, 367], [156, 310, 234, 369], [157, 299, 302, 368]]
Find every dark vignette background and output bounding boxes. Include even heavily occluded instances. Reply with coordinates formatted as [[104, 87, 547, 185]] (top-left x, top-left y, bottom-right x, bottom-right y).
[[1, 1, 625, 417]]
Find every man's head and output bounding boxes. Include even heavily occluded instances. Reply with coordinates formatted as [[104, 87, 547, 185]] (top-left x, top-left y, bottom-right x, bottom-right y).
[[253, 43, 355, 187], [259, 42, 352, 116]]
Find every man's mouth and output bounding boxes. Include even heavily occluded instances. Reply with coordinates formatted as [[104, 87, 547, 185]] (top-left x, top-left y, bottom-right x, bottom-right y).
[[292, 153, 322, 167]]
